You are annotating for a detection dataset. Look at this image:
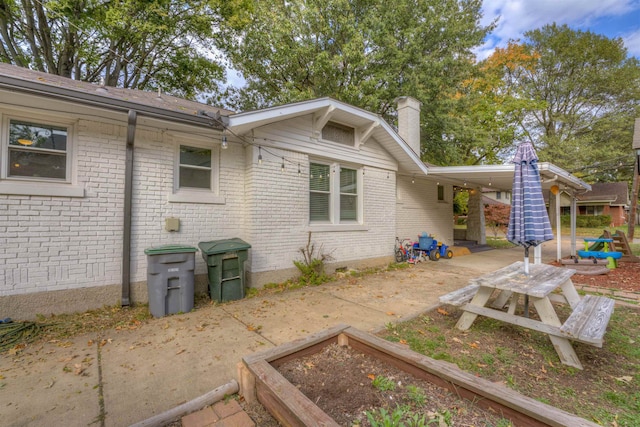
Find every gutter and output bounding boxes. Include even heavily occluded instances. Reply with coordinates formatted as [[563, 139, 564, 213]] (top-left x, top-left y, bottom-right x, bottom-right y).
[[0, 74, 228, 129], [122, 110, 136, 306]]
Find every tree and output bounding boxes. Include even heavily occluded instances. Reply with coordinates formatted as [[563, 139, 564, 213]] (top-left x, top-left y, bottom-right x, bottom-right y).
[[484, 203, 510, 239], [0, 0, 251, 98], [486, 24, 640, 182], [219, 0, 494, 162]]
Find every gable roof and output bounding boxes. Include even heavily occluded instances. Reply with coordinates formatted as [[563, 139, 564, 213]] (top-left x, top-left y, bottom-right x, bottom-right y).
[[0, 62, 230, 129], [228, 97, 429, 176], [575, 182, 629, 206]]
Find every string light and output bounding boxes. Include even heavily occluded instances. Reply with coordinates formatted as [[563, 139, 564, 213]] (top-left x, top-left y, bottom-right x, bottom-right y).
[[281, 157, 285, 172], [298, 163, 301, 176], [258, 146, 263, 164], [488, 177, 492, 186], [221, 135, 228, 149], [412, 174, 415, 184], [387, 171, 390, 179]]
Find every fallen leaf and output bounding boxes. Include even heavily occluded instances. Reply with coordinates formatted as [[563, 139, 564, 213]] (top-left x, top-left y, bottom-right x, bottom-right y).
[[477, 363, 487, 368], [399, 339, 408, 345], [87, 340, 94, 347], [541, 365, 547, 374], [452, 337, 463, 344], [367, 374, 376, 380], [74, 364, 85, 376], [176, 349, 186, 355], [386, 312, 395, 316], [615, 376, 632, 384], [468, 342, 479, 349], [437, 308, 449, 316]]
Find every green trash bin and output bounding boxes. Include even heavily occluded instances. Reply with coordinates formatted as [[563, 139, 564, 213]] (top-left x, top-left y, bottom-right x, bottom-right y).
[[198, 238, 251, 302], [144, 244, 198, 317]]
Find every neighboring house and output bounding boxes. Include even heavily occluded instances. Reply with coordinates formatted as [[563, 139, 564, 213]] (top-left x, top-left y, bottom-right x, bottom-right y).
[[558, 182, 630, 226], [1, 64, 450, 319], [482, 188, 511, 205]]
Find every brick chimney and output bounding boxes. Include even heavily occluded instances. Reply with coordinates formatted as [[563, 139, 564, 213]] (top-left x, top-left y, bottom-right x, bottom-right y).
[[396, 96, 422, 156]]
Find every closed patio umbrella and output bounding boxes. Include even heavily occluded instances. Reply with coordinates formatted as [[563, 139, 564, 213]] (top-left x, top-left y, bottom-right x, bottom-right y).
[[507, 142, 553, 275]]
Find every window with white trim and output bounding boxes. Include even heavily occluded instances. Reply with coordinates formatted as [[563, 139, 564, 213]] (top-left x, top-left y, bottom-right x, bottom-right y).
[[168, 138, 223, 204], [8, 120, 68, 179], [179, 145, 212, 189], [309, 162, 360, 223], [1, 113, 82, 197]]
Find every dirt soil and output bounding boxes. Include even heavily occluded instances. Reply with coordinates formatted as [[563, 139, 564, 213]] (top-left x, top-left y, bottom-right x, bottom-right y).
[[557, 259, 640, 292], [277, 343, 510, 426]]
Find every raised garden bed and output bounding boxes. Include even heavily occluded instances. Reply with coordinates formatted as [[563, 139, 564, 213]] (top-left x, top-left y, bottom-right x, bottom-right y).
[[238, 324, 599, 427]]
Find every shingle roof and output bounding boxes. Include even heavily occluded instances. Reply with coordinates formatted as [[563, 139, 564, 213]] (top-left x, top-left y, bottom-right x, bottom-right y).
[[576, 182, 629, 206], [0, 63, 232, 125]]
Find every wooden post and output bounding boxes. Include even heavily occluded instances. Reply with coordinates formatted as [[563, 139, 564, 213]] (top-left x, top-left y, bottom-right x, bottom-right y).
[[629, 154, 639, 239]]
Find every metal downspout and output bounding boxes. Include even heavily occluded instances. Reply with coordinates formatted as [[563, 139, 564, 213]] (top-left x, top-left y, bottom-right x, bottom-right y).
[[122, 110, 137, 306]]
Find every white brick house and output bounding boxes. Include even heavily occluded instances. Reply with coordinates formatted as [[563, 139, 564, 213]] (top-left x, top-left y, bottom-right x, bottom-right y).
[[1, 64, 453, 320]]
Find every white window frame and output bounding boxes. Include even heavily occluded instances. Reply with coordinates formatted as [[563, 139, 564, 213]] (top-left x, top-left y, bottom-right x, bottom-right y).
[[0, 111, 83, 197], [308, 160, 365, 232], [167, 135, 224, 204]]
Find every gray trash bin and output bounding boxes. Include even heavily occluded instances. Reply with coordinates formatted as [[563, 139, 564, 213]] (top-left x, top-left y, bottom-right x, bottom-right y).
[[144, 244, 197, 317]]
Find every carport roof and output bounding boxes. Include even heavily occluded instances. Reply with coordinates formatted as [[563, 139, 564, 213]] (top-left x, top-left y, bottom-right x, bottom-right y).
[[427, 163, 591, 193]]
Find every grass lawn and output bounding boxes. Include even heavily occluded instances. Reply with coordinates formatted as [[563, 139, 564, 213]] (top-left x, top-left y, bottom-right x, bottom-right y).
[[381, 305, 640, 426]]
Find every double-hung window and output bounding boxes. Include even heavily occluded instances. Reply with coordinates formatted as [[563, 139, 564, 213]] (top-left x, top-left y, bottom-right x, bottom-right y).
[[168, 137, 223, 204], [309, 162, 360, 224], [1, 115, 82, 197]]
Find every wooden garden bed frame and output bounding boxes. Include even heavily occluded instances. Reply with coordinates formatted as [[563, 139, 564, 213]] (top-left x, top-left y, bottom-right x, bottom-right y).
[[237, 324, 599, 427]]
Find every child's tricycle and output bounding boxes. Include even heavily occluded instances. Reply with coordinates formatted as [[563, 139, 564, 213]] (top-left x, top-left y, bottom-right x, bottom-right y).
[[413, 235, 453, 261]]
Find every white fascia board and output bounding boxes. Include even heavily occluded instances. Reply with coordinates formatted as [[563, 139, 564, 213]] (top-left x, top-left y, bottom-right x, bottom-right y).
[[377, 120, 429, 176], [539, 163, 591, 192], [228, 97, 375, 134]]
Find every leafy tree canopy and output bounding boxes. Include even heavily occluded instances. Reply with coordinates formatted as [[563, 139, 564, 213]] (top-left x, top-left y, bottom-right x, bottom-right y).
[[482, 24, 640, 183], [0, 0, 251, 98], [219, 0, 494, 163]]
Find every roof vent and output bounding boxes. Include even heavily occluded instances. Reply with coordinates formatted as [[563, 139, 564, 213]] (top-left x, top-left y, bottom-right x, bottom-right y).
[[96, 77, 108, 93]]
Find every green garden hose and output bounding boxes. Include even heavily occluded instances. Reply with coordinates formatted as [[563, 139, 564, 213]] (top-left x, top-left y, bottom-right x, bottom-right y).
[[0, 322, 43, 353]]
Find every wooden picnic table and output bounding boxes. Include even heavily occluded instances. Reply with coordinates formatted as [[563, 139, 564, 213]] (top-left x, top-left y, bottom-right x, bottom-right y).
[[440, 261, 614, 370]]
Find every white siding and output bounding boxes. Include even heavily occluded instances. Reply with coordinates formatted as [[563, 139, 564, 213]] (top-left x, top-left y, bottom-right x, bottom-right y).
[[1, 118, 125, 295], [396, 177, 453, 245]]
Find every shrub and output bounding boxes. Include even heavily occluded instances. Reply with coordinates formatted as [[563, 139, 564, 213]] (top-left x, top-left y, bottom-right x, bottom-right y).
[[560, 215, 611, 228], [294, 232, 334, 286]]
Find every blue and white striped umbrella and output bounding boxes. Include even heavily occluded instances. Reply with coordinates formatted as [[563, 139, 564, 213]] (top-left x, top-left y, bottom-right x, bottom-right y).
[[507, 142, 553, 274]]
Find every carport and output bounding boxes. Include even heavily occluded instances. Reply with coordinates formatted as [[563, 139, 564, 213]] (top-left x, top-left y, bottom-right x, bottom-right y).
[[426, 163, 592, 262]]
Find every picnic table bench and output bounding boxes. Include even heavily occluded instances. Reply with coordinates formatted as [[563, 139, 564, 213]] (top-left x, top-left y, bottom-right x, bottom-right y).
[[439, 261, 615, 369]]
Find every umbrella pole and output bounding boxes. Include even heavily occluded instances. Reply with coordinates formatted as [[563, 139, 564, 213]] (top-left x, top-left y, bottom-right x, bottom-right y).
[[524, 247, 530, 317]]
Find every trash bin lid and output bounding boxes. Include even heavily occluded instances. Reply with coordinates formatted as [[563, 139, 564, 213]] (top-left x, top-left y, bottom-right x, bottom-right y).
[[198, 238, 251, 255], [144, 244, 198, 255]]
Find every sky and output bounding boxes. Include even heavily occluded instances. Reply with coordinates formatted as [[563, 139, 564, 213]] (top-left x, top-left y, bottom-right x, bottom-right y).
[[477, 0, 640, 59]]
